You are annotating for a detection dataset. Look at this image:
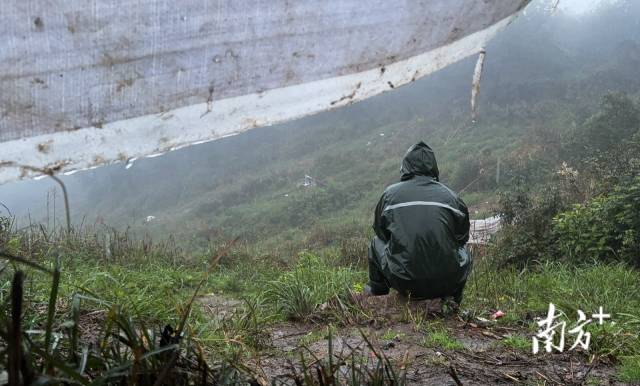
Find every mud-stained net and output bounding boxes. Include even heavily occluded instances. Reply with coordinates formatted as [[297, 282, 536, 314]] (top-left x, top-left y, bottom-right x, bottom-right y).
[[0, 0, 529, 183]]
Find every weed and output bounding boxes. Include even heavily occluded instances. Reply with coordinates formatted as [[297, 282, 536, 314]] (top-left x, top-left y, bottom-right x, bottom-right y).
[[425, 351, 448, 366], [0, 233, 255, 385], [289, 329, 408, 385], [587, 314, 640, 359], [381, 328, 405, 341], [400, 302, 428, 330], [501, 334, 532, 351], [422, 324, 464, 351], [617, 356, 640, 383], [465, 261, 640, 321], [298, 328, 332, 347], [264, 253, 363, 321], [298, 324, 336, 347], [220, 296, 273, 351], [584, 376, 606, 386], [464, 261, 640, 359]]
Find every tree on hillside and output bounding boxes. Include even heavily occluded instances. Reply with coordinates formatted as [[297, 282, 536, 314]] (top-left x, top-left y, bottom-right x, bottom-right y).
[[582, 92, 640, 151]]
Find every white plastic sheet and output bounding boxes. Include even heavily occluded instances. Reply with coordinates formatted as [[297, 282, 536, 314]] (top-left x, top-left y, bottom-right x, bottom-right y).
[[0, 0, 529, 183]]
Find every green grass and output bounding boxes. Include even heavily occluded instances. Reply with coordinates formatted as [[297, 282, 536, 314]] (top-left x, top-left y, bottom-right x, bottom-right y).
[[10, 229, 639, 361], [298, 325, 337, 347], [617, 356, 640, 383], [3, 220, 640, 382], [381, 328, 405, 341], [501, 334, 532, 351], [1, 219, 411, 384], [465, 261, 640, 322], [2, 20, 639, 380], [0, 232, 255, 384], [422, 323, 464, 351], [464, 260, 640, 361], [264, 252, 365, 321]]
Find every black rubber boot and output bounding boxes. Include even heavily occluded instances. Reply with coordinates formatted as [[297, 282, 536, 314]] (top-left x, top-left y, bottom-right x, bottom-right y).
[[452, 282, 466, 305], [440, 296, 460, 315], [364, 283, 390, 296]]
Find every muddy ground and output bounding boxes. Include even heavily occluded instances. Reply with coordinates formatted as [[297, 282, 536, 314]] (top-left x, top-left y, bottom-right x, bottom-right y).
[[200, 293, 626, 385]]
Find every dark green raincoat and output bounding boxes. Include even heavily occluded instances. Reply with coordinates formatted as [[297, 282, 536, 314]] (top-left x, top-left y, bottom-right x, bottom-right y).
[[368, 142, 471, 301]]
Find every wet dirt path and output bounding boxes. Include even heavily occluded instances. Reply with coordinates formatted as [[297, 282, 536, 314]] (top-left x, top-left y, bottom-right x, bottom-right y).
[[200, 293, 625, 385]]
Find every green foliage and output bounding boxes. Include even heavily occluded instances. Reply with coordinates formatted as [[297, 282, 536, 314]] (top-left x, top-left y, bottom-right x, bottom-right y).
[[298, 326, 335, 347], [421, 323, 464, 351], [0, 237, 251, 385], [587, 315, 640, 359], [491, 183, 568, 266], [553, 177, 640, 266], [617, 356, 640, 383], [218, 297, 273, 352], [462, 262, 640, 322], [265, 253, 363, 320], [580, 92, 640, 152], [464, 260, 640, 359], [569, 94, 640, 192], [492, 93, 640, 267], [501, 335, 532, 351]]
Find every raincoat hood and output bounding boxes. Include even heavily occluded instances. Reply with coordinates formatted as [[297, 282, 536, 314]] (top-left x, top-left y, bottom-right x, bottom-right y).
[[400, 142, 440, 181]]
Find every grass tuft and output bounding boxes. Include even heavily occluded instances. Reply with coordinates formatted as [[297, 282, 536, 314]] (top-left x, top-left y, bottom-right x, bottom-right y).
[[501, 334, 532, 351], [617, 356, 640, 383], [422, 323, 464, 351], [264, 252, 363, 320]]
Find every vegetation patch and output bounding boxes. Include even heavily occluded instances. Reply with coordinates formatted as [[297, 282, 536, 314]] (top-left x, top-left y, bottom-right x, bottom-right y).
[[264, 252, 364, 321], [422, 323, 465, 351], [501, 334, 532, 352], [617, 356, 640, 383]]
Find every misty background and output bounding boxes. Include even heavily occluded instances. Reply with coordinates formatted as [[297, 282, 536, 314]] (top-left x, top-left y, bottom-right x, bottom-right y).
[[1, 0, 639, 252]]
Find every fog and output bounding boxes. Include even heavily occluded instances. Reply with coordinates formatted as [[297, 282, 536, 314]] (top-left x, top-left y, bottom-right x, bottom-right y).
[[1, 0, 639, 242], [556, 0, 619, 15]]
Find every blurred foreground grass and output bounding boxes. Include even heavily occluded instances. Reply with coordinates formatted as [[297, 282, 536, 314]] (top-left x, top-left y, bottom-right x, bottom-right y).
[[1, 221, 639, 383]]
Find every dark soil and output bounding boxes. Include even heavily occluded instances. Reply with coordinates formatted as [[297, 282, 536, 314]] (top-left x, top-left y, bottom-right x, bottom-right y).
[[223, 293, 627, 385]]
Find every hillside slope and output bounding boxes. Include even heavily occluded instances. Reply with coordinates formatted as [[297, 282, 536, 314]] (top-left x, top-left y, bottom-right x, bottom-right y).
[[3, 1, 640, 252]]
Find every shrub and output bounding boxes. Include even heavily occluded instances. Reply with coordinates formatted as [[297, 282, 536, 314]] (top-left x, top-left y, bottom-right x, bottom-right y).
[[490, 182, 569, 267], [553, 176, 640, 266], [580, 92, 640, 152]]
